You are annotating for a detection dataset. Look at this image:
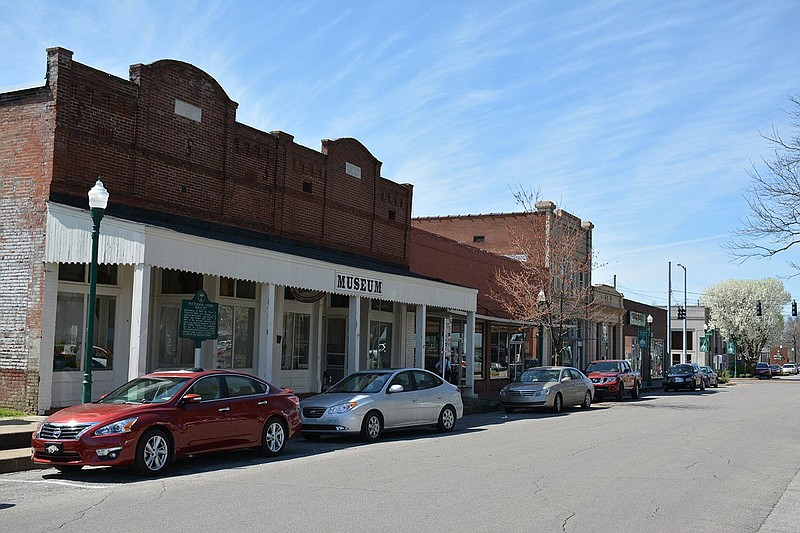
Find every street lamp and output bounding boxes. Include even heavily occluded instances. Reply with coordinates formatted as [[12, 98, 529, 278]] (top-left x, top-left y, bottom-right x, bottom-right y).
[[646, 314, 653, 387], [82, 179, 109, 403], [676, 263, 687, 363]]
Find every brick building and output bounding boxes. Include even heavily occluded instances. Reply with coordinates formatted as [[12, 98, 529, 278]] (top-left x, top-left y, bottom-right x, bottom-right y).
[[413, 202, 601, 369], [410, 228, 536, 395], [0, 48, 477, 413]]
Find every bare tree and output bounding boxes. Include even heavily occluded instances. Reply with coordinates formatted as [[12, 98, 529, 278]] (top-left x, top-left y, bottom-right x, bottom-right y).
[[783, 317, 800, 366], [490, 187, 598, 365], [727, 95, 800, 274]]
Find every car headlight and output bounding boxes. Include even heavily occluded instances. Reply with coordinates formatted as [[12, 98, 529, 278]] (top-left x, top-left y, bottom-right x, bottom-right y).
[[533, 389, 550, 397], [328, 402, 357, 414], [499, 388, 508, 396], [94, 418, 137, 436], [605, 376, 619, 383]]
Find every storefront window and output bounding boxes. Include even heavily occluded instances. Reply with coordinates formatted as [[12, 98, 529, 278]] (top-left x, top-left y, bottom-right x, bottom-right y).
[[53, 292, 84, 371], [490, 324, 510, 379], [472, 322, 484, 379], [157, 304, 195, 368], [53, 292, 115, 372], [369, 321, 392, 368], [282, 312, 310, 370], [424, 317, 442, 372], [216, 305, 255, 369]]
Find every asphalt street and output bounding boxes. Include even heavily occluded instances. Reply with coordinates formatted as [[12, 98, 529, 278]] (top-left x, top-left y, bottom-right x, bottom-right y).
[[2, 377, 800, 532]]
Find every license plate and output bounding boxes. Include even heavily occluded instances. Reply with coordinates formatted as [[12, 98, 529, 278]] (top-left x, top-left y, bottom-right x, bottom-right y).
[[44, 442, 63, 455], [674, 377, 683, 382]]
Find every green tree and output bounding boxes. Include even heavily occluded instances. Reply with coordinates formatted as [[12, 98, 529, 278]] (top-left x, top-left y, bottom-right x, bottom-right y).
[[702, 278, 790, 369]]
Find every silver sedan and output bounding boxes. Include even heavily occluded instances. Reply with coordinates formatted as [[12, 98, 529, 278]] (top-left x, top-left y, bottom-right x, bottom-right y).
[[499, 366, 594, 413], [300, 368, 464, 442]]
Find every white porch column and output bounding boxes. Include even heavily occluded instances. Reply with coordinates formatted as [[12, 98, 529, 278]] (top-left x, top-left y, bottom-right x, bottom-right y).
[[38, 264, 59, 414], [128, 264, 151, 380], [258, 283, 276, 383], [310, 297, 324, 393], [347, 296, 362, 373], [464, 311, 476, 397], [415, 304, 426, 368]]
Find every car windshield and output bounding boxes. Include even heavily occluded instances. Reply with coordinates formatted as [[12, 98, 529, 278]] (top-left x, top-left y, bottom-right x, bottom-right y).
[[586, 361, 619, 373], [671, 365, 693, 373], [756, 363, 769, 368], [99, 376, 190, 404], [518, 369, 560, 383], [327, 372, 390, 394]]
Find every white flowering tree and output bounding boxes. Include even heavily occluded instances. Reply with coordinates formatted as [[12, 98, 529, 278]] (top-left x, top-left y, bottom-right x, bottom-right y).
[[702, 278, 790, 369]]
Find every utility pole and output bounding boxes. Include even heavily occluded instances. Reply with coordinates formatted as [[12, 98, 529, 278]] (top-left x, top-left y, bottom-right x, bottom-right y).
[[667, 262, 672, 370], [677, 263, 687, 364]]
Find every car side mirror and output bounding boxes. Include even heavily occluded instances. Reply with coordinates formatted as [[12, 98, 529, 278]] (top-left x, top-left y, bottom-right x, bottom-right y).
[[561, 377, 570, 383], [182, 393, 202, 405], [388, 384, 404, 394]]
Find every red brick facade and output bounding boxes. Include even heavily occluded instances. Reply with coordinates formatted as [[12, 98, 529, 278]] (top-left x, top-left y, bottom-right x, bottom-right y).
[[0, 47, 415, 411], [410, 228, 522, 319], [412, 212, 538, 257]]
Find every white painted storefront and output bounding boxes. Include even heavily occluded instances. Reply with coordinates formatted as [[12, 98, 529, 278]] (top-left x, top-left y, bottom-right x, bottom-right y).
[[39, 203, 478, 413]]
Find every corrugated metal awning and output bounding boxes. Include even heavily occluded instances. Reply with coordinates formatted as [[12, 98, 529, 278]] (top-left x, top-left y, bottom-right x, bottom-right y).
[[45, 203, 477, 312]]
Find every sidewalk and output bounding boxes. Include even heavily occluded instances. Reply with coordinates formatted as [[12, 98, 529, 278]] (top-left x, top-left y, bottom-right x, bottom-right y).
[[0, 416, 46, 474]]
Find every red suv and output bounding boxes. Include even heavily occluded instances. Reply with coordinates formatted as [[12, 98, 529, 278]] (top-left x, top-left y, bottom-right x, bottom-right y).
[[31, 369, 301, 476]]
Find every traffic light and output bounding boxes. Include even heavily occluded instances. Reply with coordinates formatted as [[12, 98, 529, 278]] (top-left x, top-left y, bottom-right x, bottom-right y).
[[756, 300, 762, 317], [793, 300, 797, 317], [677, 307, 685, 320]]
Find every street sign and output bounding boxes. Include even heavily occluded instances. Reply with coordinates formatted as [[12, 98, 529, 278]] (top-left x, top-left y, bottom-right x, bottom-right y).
[[700, 335, 710, 352], [726, 340, 736, 355], [637, 328, 649, 349]]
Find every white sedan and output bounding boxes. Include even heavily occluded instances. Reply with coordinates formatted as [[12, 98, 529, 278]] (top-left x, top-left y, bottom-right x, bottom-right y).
[[300, 368, 463, 442]]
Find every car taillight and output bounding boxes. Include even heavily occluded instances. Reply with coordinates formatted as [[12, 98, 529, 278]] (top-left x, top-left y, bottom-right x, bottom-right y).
[[287, 395, 300, 406]]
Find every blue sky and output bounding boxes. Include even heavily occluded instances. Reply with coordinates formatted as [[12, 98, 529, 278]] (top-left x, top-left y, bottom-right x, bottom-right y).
[[2, 0, 799, 310]]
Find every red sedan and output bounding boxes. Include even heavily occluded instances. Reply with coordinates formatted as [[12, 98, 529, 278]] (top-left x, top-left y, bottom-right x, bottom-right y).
[[31, 369, 301, 476]]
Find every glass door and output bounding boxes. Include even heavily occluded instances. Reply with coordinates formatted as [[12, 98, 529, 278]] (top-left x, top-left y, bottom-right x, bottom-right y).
[[324, 317, 347, 388]]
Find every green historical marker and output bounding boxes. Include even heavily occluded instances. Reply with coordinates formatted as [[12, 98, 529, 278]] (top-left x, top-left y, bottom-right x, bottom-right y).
[[180, 289, 219, 367]]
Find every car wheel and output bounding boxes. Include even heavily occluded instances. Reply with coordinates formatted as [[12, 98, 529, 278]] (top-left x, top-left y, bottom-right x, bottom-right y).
[[663, 387, 669, 392], [437, 405, 457, 432], [134, 428, 171, 476], [714, 380, 719, 388], [552, 393, 563, 413], [259, 416, 288, 457], [581, 390, 592, 409], [700, 379, 706, 391], [302, 433, 321, 442], [503, 406, 516, 414], [361, 411, 383, 442], [54, 465, 83, 473], [690, 381, 696, 391], [616, 385, 624, 402], [631, 382, 640, 399]]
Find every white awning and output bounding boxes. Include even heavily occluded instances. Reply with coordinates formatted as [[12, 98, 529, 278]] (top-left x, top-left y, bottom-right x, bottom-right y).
[[45, 203, 477, 312]]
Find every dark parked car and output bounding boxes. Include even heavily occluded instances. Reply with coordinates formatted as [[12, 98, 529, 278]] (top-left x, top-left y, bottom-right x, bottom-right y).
[[700, 366, 718, 388], [663, 363, 705, 392], [754, 362, 772, 379], [770, 364, 783, 376], [32, 369, 302, 476]]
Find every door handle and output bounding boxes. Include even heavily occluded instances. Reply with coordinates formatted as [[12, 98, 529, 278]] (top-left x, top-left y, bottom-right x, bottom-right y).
[[257, 400, 268, 405], [411, 397, 417, 403], [218, 407, 230, 412]]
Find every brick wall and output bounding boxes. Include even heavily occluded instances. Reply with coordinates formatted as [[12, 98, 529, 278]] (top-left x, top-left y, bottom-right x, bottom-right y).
[[0, 85, 54, 412], [46, 48, 412, 267], [412, 212, 539, 257], [409, 228, 522, 318]]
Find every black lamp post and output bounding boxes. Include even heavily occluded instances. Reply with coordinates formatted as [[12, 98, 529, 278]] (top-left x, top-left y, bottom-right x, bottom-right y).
[[82, 179, 109, 403]]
